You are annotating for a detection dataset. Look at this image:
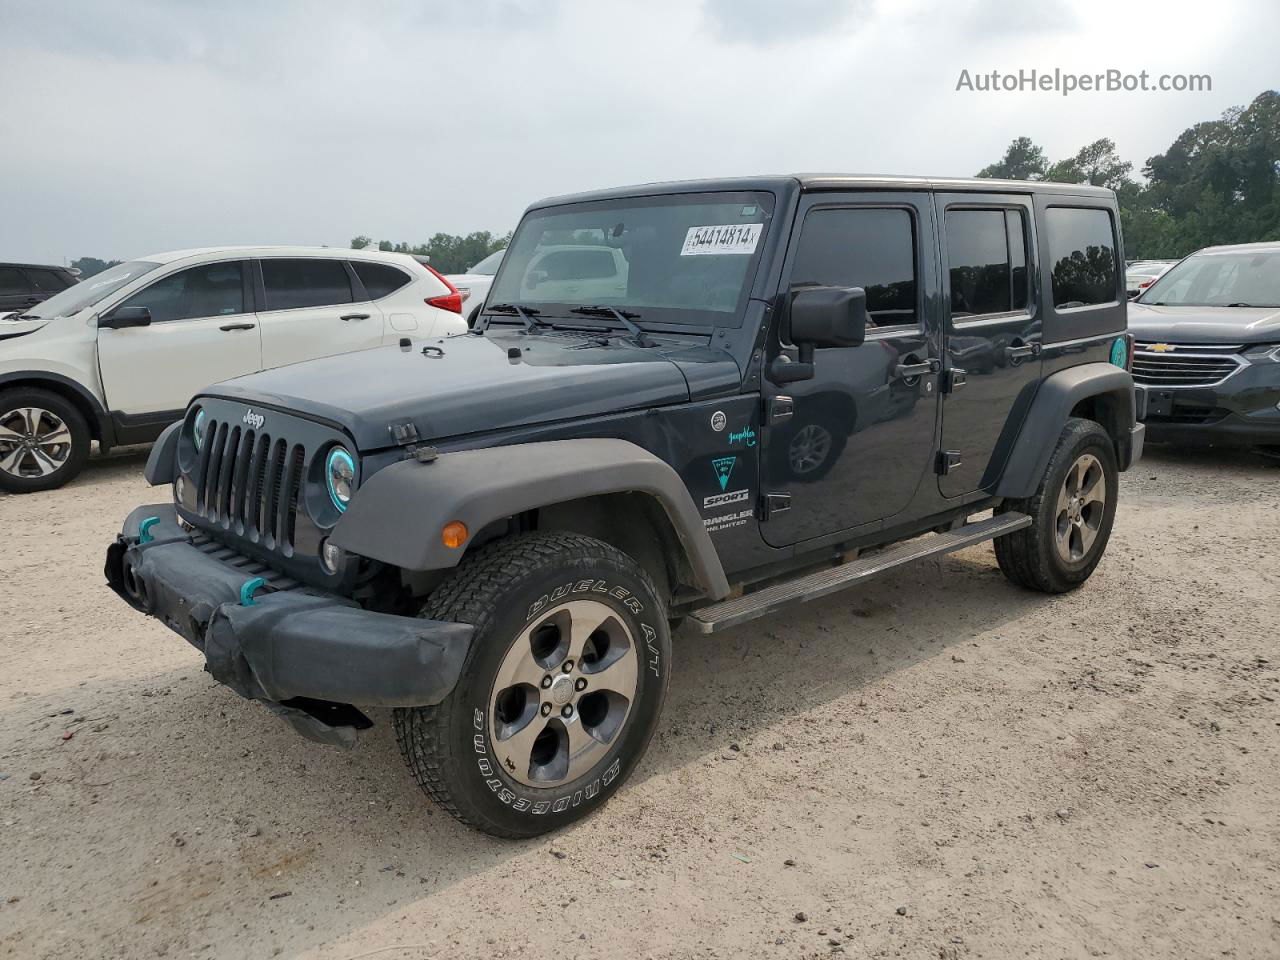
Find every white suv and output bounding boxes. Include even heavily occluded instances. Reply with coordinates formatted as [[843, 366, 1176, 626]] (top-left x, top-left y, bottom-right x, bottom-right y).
[[0, 246, 467, 492]]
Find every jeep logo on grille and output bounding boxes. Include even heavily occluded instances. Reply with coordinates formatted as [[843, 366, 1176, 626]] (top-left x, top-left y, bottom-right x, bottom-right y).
[[242, 409, 265, 430]]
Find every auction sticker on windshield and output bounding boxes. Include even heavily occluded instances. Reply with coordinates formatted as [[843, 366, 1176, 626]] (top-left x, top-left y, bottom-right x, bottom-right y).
[[680, 223, 762, 256]]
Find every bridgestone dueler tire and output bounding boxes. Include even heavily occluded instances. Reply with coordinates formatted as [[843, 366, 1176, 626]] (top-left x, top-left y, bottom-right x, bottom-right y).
[[995, 417, 1119, 594], [394, 533, 671, 838]]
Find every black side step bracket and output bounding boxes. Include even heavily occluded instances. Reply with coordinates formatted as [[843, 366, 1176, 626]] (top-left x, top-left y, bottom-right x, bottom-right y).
[[688, 512, 1031, 635]]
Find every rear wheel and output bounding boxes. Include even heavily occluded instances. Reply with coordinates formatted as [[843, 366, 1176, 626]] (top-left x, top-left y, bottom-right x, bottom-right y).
[[394, 532, 670, 838], [995, 418, 1118, 593], [0, 388, 91, 493]]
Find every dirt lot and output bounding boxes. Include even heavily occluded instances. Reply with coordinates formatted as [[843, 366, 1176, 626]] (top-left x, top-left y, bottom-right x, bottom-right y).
[[1, 446, 1278, 960]]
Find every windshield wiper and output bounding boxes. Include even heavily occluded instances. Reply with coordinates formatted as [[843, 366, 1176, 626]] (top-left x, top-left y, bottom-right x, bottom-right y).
[[569, 306, 654, 347], [1226, 302, 1257, 307], [486, 302, 548, 334]]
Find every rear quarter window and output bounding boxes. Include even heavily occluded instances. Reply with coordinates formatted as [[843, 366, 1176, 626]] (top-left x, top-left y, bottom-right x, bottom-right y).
[[351, 261, 412, 299], [1046, 207, 1118, 309]]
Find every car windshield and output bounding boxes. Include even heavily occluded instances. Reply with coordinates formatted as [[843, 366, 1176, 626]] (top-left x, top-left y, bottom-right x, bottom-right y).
[[21, 260, 161, 318], [1139, 249, 1280, 307], [486, 191, 774, 328], [468, 249, 505, 276]]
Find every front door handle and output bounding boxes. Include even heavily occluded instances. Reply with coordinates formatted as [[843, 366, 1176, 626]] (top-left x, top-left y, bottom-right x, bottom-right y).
[[894, 357, 941, 380], [340, 313, 371, 322], [219, 322, 256, 332], [1005, 342, 1042, 361]]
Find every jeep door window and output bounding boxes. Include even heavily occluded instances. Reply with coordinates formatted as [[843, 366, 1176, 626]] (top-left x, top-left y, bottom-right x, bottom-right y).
[[22, 260, 160, 319], [261, 258, 354, 310], [115, 261, 246, 323], [1140, 249, 1280, 307], [1045, 207, 1119, 309], [788, 207, 918, 330], [487, 192, 773, 327], [945, 208, 1030, 318]]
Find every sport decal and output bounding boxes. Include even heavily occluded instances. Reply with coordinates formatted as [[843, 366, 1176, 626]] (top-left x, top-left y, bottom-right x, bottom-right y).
[[712, 456, 737, 491], [703, 488, 749, 509]]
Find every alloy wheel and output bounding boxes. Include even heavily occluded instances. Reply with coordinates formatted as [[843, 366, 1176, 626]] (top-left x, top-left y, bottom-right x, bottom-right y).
[[1054, 452, 1106, 563], [789, 423, 832, 475], [488, 599, 638, 788], [0, 407, 72, 480]]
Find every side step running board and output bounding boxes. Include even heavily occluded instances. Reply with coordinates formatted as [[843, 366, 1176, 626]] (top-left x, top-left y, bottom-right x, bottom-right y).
[[688, 512, 1031, 634]]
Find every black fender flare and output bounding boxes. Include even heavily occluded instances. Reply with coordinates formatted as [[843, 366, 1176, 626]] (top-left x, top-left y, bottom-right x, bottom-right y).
[[144, 420, 182, 485], [330, 438, 731, 600], [996, 362, 1138, 499], [0, 370, 113, 448]]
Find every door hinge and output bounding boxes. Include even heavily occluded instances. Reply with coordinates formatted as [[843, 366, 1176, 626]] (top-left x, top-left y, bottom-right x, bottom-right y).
[[936, 450, 962, 475], [761, 492, 792, 518], [767, 395, 794, 425], [941, 368, 967, 393]]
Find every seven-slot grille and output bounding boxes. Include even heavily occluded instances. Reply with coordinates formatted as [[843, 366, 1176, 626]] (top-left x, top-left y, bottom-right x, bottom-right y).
[[1132, 341, 1244, 388], [192, 418, 307, 555]]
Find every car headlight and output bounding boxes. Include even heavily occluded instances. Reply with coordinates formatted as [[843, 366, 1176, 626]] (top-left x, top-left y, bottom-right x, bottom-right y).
[[192, 409, 206, 450], [325, 447, 356, 512], [1243, 344, 1280, 363]]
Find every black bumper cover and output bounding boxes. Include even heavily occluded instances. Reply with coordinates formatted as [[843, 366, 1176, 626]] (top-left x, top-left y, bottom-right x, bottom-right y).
[[105, 505, 474, 747]]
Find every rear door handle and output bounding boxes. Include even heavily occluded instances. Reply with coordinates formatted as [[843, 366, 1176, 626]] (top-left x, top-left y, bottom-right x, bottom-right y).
[[219, 322, 256, 332], [340, 313, 371, 322], [1005, 343, 1042, 361], [894, 357, 941, 379]]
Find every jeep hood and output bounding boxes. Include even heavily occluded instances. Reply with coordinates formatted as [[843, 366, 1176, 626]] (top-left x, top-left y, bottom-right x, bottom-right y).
[[1128, 302, 1280, 345], [204, 330, 740, 450]]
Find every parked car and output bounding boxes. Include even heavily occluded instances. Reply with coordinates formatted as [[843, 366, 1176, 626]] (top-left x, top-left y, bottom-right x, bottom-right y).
[[107, 175, 1141, 838], [0, 262, 79, 316], [444, 248, 504, 327], [1125, 260, 1177, 299], [0, 246, 467, 493], [1129, 241, 1280, 454]]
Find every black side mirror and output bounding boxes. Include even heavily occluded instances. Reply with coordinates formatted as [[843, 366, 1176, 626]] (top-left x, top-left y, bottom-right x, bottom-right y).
[[770, 286, 868, 384], [791, 285, 868, 348], [100, 306, 152, 329]]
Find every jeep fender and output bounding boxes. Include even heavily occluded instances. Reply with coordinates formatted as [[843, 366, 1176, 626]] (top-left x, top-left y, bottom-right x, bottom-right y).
[[996, 362, 1139, 499], [330, 438, 732, 600], [144, 420, 182, 485]]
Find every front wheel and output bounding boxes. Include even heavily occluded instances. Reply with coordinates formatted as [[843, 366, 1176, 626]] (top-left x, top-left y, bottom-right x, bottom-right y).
[[995, 418, 1119, 593], [394, 533, 671, 838], [0, 388, 91, 493]]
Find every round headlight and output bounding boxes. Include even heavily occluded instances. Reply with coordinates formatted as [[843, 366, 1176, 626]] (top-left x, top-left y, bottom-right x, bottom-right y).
[[192, 409, 206, 451], [326, 447, 355, 512]]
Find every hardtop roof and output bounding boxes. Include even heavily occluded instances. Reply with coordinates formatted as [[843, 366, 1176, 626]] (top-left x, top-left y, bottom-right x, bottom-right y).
[[528, 174, 1115, 210]]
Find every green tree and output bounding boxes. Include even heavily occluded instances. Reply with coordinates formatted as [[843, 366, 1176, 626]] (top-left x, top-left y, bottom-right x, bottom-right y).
[[70, 257, 122, 278], [350, 231, 512, 273], [976, 136, 1048, 180]]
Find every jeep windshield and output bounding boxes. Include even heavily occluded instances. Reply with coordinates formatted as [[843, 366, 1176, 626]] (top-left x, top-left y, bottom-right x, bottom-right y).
[[485, 191, 774, 329], [18, 260, 161, 320], [1139, 248, 1280, 308]]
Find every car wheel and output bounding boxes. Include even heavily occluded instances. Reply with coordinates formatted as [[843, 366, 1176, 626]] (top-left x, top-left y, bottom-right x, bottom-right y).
[[394, 532, 671, 838], [0, 388, 91, 493], [994, 417, 1119, 593]]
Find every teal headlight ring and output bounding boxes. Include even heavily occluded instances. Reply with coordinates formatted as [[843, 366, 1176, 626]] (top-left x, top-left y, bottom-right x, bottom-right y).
[[326, 447, 356, 513], [192, 409, 206, 451], [1109, 337, 1128, 368]]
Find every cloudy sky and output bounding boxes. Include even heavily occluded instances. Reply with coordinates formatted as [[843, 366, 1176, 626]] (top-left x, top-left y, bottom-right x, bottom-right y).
[[1, 0, 1275, 264]]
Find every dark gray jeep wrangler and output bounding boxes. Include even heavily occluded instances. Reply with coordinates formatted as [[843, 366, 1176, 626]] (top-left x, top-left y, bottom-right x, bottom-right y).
[[106, 175, 1143, 837]]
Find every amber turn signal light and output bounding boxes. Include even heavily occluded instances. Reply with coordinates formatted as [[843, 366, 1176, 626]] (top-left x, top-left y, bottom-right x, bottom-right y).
[[441, 521, 468, 549]]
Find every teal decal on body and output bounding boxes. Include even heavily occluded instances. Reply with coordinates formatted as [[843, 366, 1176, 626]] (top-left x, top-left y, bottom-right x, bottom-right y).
[[1110, 337, 1127, 368], [728, 426, 757, 447], [712, 456, 737, 491]]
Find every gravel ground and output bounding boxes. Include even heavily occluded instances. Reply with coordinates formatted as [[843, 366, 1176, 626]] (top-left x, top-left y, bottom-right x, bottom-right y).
[[1, 445, 1278, 960]]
